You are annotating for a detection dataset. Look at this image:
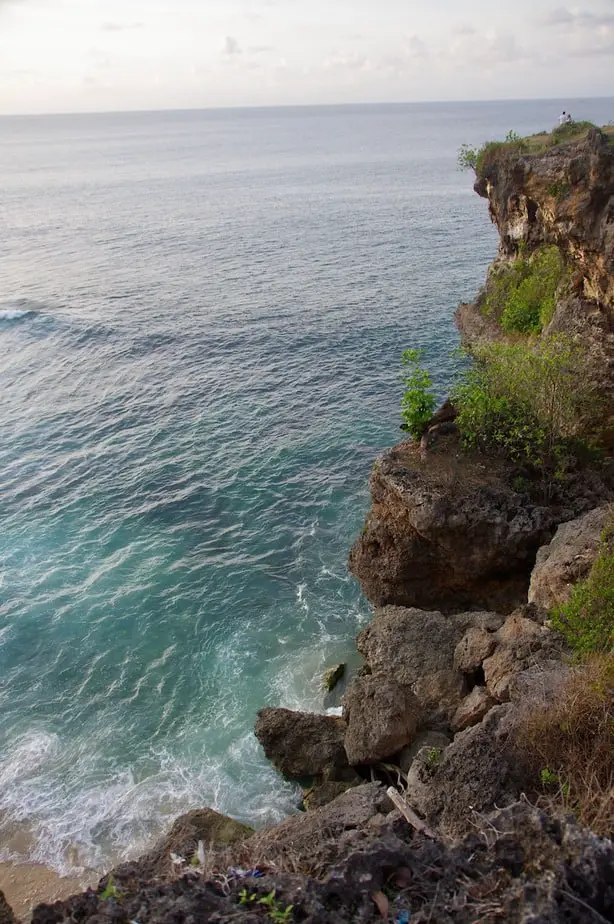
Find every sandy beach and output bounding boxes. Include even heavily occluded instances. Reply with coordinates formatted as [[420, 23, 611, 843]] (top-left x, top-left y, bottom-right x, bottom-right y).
[[0, 862, 97, 921]]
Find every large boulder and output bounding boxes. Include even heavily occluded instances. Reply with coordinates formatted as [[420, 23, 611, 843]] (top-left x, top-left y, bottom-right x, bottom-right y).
[[529, 506, 609, 610], [349, 438, 573, 613], [244, 783, 393, 870], [254, 707, 351, 781], [357, 606, 502, 727], [405, 705, 520, 837], [342, 675, 420, 765], [483, 611, 557, 702], [103, 807, 253, 893]]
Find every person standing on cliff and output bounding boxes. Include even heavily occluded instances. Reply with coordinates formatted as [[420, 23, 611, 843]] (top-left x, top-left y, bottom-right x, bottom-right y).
[[559, 110, 568, 125]]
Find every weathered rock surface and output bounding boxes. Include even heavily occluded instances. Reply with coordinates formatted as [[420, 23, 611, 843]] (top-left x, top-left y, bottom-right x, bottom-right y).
[[104, 807, 253, 894], [343, 675, 420, 765], [451, 685, 497, 732], [0, 892, 17, 924], [405, 706, 519, 837], [483, 610, 558, 702], [245, 783, 392, 868], [356, 606, 501, 726], [529, 505, 609, 610], [348, 437, 579, 613], [32, 800, 614, 924], [254, 707, 352, 781], [454, 625, 497, 673], [398, 731, 451, 775]]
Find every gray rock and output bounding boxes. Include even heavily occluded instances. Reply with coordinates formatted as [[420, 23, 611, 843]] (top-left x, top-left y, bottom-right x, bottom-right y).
[[454, 626, 497, 673], [254, 707, 351, 781], [451, 686, 497, 732], [398, 731, 451, 775], [529, 506, 609, 610], [405, 705, 519, 837], [343, 675, 421, 765]]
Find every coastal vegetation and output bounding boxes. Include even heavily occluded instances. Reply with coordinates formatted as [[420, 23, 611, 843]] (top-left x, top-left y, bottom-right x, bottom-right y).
[[552, 518, 614, 655], [399, 348, 436, 439], [481, 245, 568, 333], [517, 652, 614, 837], [457, 120, 608, 174]]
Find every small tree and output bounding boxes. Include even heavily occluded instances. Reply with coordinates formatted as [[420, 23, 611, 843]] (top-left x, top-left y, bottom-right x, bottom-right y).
[[400, 349, 437, 440]]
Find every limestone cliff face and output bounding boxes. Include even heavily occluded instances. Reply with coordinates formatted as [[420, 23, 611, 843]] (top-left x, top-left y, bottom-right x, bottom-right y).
[[457, 128, 614, 413], [476, 128, 614, 305]]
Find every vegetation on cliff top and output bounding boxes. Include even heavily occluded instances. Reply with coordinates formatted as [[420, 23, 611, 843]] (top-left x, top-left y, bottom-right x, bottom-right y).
[[457, 120, 610, 175]]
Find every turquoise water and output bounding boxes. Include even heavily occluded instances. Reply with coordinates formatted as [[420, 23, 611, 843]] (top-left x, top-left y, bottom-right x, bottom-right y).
[[1, 99, 612, 874]]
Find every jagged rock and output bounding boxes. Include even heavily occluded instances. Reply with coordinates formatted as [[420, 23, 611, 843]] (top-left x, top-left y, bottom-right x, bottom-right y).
[[0, 892, 17, 924], [254, 707, 351, 781], [103, 807, 253, 893], [244, 782, 393, 870], [529, 506, 609, 610], [452, 686, 497, 732], [398, 731, 451, 775], [357, 606, 501, 727], [348, 437, 572, 613], [342, 675, 420, 765], [454, 626, 497, 673], [405, 705, 519, 837], [322, 663, 345, 692], [508, 658, 572, 703], [482, 611, 556, 702], [30, 799, 614, 923], [301, 780, 356, 811]]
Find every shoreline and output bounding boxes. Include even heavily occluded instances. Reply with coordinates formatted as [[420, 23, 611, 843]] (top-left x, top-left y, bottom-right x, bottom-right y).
[[0, 861, 97, 921]]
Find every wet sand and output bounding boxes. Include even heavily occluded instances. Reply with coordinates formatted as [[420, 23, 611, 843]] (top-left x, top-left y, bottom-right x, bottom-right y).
[[0, 862, 97, 921]]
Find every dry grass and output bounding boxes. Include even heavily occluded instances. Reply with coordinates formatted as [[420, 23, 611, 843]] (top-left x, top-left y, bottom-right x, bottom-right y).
[[513, 653, 614, 837]]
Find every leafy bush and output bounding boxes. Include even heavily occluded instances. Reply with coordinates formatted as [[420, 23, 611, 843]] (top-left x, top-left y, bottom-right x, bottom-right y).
[[513, 653, 614, 836], [457, 131, 526, 173], [552, 522, 614, 655], [452, 335, 599, 475], [482, 246, 567, 333], [399, 349, 436, 440]]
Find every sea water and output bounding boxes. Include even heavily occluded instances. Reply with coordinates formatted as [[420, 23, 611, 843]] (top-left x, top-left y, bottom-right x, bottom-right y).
[[1, 98, 612, 874]]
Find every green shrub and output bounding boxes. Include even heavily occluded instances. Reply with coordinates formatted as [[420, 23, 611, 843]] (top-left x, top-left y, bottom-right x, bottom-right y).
[[400, 349, 436, 440], [483, 246, 567, 333], [457, 132, 526, 173], [452, 335, 598, 475], [552, 523, 614, 655], [550, 120, 598, 145]]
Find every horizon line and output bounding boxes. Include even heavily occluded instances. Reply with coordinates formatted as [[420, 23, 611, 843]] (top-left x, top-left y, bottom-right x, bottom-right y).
[[1, 93, 613, 120]]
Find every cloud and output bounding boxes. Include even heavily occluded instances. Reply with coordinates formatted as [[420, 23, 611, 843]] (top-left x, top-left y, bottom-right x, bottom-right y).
[[451, 23, 477, 36], [541, 6, 614, 28], [101, 22, 145, 33], [223, 35, 242, 56]]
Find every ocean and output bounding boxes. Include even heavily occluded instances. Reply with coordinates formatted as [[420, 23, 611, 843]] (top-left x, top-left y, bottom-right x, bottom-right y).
[[1, 98, 612, 876]]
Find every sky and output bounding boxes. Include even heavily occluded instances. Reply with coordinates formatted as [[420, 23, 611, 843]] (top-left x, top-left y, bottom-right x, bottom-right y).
[[1, 0, 614, 114]]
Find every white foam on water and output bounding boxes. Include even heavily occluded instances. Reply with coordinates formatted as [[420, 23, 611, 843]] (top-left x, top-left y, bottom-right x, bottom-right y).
[[0, 725, 301, 877], [0, 309, 30, 320]]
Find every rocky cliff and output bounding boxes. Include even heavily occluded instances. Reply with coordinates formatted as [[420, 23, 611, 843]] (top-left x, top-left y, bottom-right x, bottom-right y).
[[457, 127, 614, 434]]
